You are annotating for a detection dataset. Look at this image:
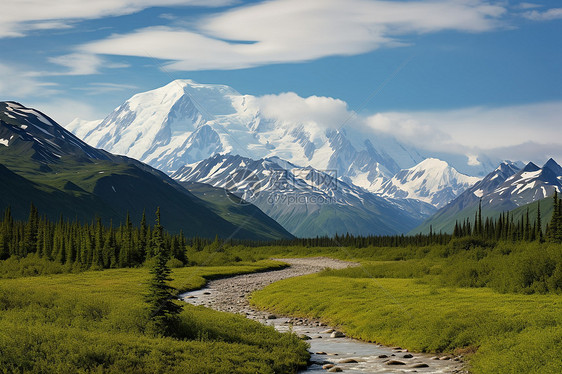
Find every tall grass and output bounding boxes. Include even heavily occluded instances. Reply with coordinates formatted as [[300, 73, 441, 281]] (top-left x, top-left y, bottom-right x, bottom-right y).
[[0, 261, 308, 373]]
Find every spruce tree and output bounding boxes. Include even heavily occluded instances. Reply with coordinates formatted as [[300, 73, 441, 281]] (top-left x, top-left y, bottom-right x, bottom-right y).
[[536, 201, 543, 242], [145, 208, 182, 336], [548, 191, 560, 243]]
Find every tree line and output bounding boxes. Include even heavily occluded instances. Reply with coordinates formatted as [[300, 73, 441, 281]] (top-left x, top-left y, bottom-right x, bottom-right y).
[[1, 192, 561, 266], [0, 204, 188, 267], [453, 192, 562, 243]]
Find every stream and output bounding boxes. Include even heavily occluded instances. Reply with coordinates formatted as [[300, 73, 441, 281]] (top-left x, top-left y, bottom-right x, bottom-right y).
[[180, 258, 466, 373]]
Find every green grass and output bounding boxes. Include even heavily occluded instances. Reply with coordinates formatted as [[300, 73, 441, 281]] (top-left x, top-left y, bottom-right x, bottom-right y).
[[250, 248, 562, 374], [0, 260, 308, 373]]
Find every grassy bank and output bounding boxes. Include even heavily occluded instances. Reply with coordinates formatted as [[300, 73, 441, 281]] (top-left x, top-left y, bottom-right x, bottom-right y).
[[250, 245, 562, 374], [0, 260, 308, 373]]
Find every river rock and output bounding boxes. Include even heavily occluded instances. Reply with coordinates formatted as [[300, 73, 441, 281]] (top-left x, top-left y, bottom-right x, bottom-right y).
[[403, 353, 413, 358], [412, 363, 430, 368], [298, 334, 311, 340], [322, 364, 334, 369], [322, 329, 335, 334], [377, 354, 388, 359], [338, 358, 358, 363], [327, 367, 343, 372], [330, 331, 345, 338], [386, 360, 406, 365], [266, 314, 277, 319]]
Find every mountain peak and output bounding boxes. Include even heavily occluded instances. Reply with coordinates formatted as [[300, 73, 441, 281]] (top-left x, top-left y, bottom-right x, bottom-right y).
[[416, 158, 450, 170], [522, 162, 540, 172], [543, 158, 562, 175], [374, 157, 480, 208]]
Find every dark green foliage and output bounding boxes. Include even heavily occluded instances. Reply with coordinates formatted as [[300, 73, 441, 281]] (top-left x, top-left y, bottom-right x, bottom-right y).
[[145, 208, 182, 336], [546, 190, 562, 243], [0, 206, 193, 277]]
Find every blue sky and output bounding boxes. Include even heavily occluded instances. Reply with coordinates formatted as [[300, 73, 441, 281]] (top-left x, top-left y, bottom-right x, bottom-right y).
[[0, 0, 561, 162]]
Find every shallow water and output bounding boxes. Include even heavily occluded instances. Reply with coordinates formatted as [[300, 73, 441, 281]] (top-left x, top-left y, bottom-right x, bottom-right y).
[[182, 285, 465, 373]]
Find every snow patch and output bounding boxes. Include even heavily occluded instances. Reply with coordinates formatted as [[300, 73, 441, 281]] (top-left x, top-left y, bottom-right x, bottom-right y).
[[0, 138, 9, 147], [473, 189, 484, 198]]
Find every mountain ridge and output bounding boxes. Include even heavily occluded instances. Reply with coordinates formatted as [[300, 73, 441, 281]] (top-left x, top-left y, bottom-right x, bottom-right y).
[[0, 101, 292, 240]]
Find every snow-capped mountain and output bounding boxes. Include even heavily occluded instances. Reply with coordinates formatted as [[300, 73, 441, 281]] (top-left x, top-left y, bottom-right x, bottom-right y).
[[65, 79, 427, 188], [486, 160, 562, 208], [374, 158, 481, 208], [1, 101, 111, 162], [415, 159, 562, 233], [172, 154, 436, 237], [0, 101, 292, 240]]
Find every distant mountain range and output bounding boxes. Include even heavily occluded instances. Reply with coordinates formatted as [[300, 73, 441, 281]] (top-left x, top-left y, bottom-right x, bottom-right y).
[[415, 159, 562, 234], [0, 101, 292, 240], [63, 80, 501, 236], [172, 154, 436, 236], [375, 158, 481, 208], [66, 79, 498, 181]]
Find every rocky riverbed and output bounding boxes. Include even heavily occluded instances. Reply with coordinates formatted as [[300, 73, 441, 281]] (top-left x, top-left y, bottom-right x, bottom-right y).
[[180, 258, 467, 373]]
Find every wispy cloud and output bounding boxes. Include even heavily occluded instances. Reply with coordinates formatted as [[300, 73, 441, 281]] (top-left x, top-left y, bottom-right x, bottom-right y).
[[522, 8, 562, 21], [0, 0, 235, 38], [78, 82, 139, 95], [241, 90, 562, 164], [365, 101, 562, 163], [80, 0, 507, 71], [0, 63, 59, 98]]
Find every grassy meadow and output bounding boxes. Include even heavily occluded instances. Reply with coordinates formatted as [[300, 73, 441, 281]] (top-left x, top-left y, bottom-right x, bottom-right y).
[[249, 241, 562, 374], [0, 260, 308, 373]]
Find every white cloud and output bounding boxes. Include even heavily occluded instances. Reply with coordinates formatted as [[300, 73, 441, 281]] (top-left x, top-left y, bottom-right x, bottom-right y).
[[248, 90, 562, 164], [253, 92, 352, 129], [365, 101, 562, 163], [78, 82, 139, 95], [0, 0, 235, 38], [0, 63, 59, 98], [26, 99, 105, 126], [522, 8, 562, 21], [47, 53, 105, 75], [515, 3, 542, 10], [81, 0, 507, 71]]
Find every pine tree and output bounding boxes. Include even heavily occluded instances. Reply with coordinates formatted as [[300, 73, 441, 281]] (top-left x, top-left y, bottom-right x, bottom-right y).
[[536, 201, 543, 242], [547, 191, 560, 243], [145, 208, 182, 336]]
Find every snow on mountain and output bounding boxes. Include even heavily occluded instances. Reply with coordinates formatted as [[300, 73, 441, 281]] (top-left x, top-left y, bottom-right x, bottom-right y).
[[66, 118, 102, 140], [488, 159, 562, 207], [172, 154, 436, 237], [66, 79, 425, 187], [374, 158, 481, 208], [1, 101, 110, 162], [415, 159, 562, 234]]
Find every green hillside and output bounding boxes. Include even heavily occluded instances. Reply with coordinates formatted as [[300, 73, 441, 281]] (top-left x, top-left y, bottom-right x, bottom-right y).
[[0, 102, 292, 240], [414, 196, 555, 235]]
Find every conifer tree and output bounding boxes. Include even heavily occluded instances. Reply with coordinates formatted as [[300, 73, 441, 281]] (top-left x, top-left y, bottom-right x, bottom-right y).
[[537, 201, 543, 242], [145, 208, 182, 336]]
